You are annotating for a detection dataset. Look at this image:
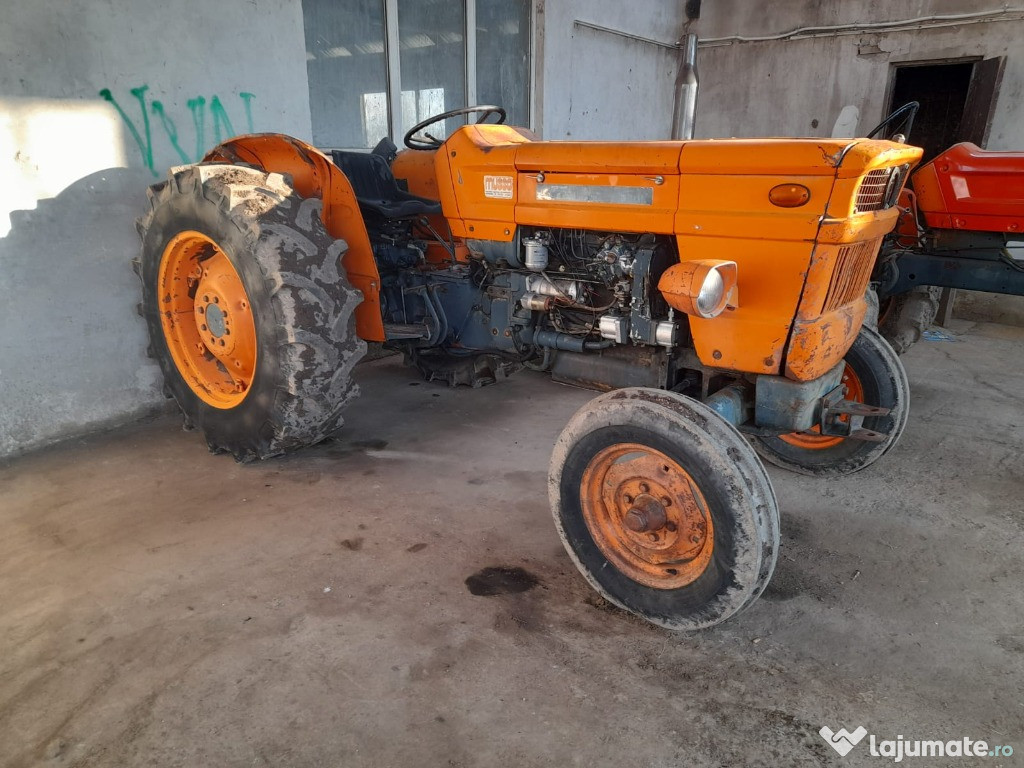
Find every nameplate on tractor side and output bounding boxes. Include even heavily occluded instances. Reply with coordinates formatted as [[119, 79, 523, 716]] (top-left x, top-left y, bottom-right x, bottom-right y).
[[535, 183, 654, 206]]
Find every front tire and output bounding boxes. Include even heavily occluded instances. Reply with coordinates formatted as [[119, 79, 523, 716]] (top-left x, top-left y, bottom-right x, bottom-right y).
[[549, 388, 779, 630], [136, 164, 365, 461], [752, 326, 909, 476]]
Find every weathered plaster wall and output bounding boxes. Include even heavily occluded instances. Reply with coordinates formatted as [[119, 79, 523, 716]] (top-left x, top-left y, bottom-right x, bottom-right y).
[[0, 0, 311, 458], [691, 1, 1024, 148]]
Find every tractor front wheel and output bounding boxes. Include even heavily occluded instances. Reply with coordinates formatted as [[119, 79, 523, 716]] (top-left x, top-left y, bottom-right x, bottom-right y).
[[136, 164, 365, 461], [752, 326, 909, 476], [549, 388, 779, 630]]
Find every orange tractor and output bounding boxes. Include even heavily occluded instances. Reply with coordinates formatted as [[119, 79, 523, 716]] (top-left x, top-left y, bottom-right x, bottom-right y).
[[135, 106, 921, 629]]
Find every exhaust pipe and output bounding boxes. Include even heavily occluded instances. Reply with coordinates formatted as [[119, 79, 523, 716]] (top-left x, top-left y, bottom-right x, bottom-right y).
[[671, 33, 699, 140]]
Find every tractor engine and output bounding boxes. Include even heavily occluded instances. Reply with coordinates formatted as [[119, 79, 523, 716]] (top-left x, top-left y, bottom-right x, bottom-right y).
[[374, 223, 681, 387]]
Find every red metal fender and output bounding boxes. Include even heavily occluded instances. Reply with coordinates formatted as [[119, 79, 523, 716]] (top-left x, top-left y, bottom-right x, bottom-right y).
[[912, 142, 1024, 234]]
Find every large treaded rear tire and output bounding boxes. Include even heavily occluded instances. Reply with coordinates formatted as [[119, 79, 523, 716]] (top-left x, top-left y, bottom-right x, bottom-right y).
[[878, 286, 940, 354], [136, 164, 365, 461]]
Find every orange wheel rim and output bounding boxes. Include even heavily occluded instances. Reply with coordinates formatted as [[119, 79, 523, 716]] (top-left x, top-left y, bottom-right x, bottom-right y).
[[779, 363, 865, 450], [580, 443, 714, 589], [158, 231, 257, 408]]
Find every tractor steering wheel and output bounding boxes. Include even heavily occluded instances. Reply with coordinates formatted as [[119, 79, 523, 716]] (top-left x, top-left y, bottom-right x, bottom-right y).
[[865, 101, 920, 141], [403, 105, 507, 150]]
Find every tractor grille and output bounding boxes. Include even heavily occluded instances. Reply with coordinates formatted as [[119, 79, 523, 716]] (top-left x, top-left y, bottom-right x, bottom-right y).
[[822, 239, 877, 313], [854, 168, 893, 213]]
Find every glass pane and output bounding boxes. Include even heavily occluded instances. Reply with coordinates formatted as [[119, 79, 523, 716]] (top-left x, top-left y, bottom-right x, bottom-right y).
[[477, 0, 531, 127], [397, 0, 467, 141], [303, 0, 389, 148]]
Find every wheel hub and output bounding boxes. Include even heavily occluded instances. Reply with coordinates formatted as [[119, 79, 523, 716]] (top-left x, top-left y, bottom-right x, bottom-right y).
[[580, 443, 714, 589], [194, 288, 236, 355], [204, 302, 227, 338], [623, 495, 668, 533]]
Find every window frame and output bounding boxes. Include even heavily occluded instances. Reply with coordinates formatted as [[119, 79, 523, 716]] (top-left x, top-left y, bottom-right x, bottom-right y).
[[376, 0, 534, 145]]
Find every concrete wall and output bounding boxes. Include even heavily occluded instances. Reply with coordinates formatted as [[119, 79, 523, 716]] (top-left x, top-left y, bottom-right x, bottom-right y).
[[536, 0, 685, 139], [534, 0, 1024, 146], [690, 1, 1024, 148], [0, 0, 311, 458]]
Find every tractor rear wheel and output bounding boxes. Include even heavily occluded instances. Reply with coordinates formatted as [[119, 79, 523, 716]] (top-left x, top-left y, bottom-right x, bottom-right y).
[[549, 388, 779, 630], [752, 327, 909, 476], [877, 286, 941, 354], [135, 164, 365, 461]]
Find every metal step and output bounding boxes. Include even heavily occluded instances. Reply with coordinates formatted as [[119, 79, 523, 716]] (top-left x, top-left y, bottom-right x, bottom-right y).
[[384, 322, 429, 340]]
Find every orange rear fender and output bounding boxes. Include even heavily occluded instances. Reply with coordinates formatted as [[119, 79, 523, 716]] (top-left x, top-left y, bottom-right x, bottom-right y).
[[203, 133, 385, 341]]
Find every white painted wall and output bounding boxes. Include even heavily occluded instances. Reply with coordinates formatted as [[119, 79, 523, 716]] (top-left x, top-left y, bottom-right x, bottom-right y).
[[0, 0, 311, 458], [690, 1, 1024, 149]]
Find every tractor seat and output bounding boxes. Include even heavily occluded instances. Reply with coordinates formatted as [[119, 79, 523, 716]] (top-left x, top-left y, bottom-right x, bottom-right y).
[[330, 147, 442, 219]]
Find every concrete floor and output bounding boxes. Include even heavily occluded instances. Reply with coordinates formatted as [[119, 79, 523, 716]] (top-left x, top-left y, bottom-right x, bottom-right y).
[[2, 320, 1023, 767]]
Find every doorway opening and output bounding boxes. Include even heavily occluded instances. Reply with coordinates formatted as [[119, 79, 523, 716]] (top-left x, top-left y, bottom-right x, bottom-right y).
[[886, 58, 1003, 163]]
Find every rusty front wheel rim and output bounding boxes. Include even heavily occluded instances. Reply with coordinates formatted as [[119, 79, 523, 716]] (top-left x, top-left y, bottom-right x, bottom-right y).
[[158, 231, 257, 409], [580, 443, 714, 589], [779, 363, 865, 450]]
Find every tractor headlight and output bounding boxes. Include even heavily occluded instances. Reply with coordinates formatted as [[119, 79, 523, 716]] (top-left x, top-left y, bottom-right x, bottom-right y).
[[696, 268, 725, 316], [658, 260, 739, 319]]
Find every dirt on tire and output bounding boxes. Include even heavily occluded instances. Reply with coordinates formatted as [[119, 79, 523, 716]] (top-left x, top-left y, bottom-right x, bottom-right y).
[[135, 164, 365, 461], [878, 285, 940, 354]]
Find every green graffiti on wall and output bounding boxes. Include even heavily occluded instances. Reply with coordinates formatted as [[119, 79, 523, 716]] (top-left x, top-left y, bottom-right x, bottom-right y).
[[99, 86, 256, 176]]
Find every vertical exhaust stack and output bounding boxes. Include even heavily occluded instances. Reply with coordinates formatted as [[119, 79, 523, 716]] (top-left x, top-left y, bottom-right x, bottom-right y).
[[671, 34, 699, 140], [671, 0, 701, 140]]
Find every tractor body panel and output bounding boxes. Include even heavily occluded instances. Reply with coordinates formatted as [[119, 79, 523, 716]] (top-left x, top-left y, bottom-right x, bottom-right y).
[[912, 142, 1024, 233], [414, 125, 919, 381]]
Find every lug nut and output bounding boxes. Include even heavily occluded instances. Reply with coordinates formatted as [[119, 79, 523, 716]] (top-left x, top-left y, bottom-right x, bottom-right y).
[[639, 483, 650, 493]]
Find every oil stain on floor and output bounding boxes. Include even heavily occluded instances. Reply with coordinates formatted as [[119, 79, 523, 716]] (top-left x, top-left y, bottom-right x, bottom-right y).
[[465, 566, 540, 596]]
